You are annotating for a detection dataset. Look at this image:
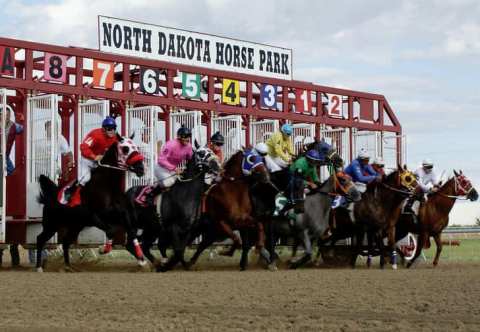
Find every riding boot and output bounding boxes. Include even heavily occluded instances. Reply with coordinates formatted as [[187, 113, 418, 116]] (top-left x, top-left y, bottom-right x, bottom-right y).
[[403, 196, 415, 214], [64, 180, 79, 202], [145, 185, 163, 206]]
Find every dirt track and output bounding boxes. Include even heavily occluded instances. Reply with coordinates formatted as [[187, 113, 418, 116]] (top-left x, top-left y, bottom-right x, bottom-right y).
[[0, 254, 479, 331]]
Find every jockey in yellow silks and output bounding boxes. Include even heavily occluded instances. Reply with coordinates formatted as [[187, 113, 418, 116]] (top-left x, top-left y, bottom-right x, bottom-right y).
[[265, 123, 295, 172]]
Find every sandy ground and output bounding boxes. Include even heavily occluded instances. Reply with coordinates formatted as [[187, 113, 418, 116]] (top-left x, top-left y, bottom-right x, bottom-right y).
[[0, 249, 479, 332]]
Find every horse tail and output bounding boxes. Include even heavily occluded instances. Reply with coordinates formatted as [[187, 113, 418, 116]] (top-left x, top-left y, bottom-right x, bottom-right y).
[[37, 175, 59, 206]]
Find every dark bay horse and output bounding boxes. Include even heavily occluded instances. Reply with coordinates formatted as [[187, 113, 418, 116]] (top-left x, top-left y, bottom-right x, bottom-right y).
[[402, 170, 478, 268], [36, 135, 145, 271], [186, 150, 273, 270], [266, 170, 361, 269], [349, 166, 418, 269], [125, 146, 221, 271]]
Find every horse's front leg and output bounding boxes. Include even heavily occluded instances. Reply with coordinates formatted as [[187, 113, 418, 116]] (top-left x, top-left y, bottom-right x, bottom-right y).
[[218, 220, 242, 256], [386, 224, 398, 269], [432, 233, 443, 267], [289, 229, 312, 269], [255, 221, 271, 265]]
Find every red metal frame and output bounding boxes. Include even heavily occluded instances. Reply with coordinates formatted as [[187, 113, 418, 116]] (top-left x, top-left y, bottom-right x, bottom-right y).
[[1, 36, 402, 229]]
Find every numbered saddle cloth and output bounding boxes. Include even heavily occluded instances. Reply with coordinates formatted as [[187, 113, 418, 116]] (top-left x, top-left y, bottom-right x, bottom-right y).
[[57, 180, 81, 207]]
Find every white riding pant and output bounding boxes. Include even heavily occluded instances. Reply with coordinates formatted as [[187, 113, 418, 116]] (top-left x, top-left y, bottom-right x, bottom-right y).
[[79, 158, 97, 186], [265, 155, 289, 172], [154, 165, 177, 188]]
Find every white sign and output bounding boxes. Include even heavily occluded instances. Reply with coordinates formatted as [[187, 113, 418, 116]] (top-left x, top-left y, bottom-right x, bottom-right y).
[[98, 16, 293, 80]]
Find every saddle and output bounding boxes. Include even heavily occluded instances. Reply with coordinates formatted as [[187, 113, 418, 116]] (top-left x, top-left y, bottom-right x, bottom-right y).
[[58, 180, 82, 207]]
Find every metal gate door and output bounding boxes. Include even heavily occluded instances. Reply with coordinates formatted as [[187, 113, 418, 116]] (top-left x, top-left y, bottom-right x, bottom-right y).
[[211, 115, 242, 161], [77, 100, 109, 179], [320, 126, 351, 165], [126, 106, 160, 188], [382, 132, 406, 170], [26, 94, 58, 218], [0, 89, 7, 242], [250, 119, 279, 145], [292, 123, 315, 154], [169, 110, 203, 144], [352, 129, 381, 160]]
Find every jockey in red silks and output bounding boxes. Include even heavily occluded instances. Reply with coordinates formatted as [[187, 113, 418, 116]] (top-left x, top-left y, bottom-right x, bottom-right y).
[[65, 117, 118, 200], [208, 131, 225, 164], [79, 116, 118, 185]]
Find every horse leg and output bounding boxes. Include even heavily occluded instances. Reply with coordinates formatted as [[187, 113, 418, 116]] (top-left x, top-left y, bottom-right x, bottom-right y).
[[289, 229, 312, 269], [350, 227, 363, 268], [432, 233, 442, 267], [186, 229, 217, 270], [157, 224, 183, 272], [218, 220, 241, 256], [366, 230, 374, 268], [378, 231, 386, 269], [36, 227, 57, 272], [407, 231, 427, 268], [239, 228, 250, 271], [255, 222, 271, 265], [62, 226, 83, 272], [387, 225, 398, 270], [264, 220, 279, 271], [140, 228, 157, 265]]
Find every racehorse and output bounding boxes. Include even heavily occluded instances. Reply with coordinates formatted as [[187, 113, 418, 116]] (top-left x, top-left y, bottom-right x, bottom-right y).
[[125, 146, 221, 271], [401, 170, 478, 268], [266, 170, 361, 269], [349, 166, 418, 269], [36, 135, 145, 271], [186, 150, 273, 271]]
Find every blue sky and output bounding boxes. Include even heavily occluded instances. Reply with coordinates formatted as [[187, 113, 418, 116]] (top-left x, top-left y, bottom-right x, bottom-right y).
[[1, 0, 479, 223]]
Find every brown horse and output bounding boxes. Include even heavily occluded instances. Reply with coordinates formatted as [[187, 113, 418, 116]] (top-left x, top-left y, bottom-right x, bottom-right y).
[[350, 166, 419, 269], [187, 150, 272, 270], [402, 170, 478, 268]]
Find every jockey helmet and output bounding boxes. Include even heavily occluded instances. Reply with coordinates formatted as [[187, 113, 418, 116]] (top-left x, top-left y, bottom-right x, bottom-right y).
[[210, 131, 225, 145], [254, 142, 269, 156], [102, 116, 117, 130], [373, 157, 384, 167], [303, 137, 315, 145], [177, 125, 192, 138], [306, 149, 322, 163], [280, 123, 293, 136], [357, 148, 370, 160], [422, 159, 433, 169]]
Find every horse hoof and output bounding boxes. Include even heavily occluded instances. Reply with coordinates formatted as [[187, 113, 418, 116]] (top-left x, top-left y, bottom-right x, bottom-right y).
[[159, 257, 168, 265], [156, 265, 168, 273], [267, 263, 278, 271], [392, 264, 398, 270], [137, 259, 147, 267], [36, 267, 43, 273]]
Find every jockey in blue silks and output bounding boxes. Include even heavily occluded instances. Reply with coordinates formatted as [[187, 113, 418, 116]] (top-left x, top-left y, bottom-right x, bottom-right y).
[[344, 149, 379, 184], [242, 142, 269, 175]]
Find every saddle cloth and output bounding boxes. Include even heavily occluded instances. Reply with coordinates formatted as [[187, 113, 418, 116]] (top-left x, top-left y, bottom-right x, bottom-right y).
[[57, 181, 81, 207]]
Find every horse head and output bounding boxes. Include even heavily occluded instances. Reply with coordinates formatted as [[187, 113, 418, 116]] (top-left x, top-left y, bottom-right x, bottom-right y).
[[334, 171, 361, 202], [385, 165, 418, 194], [453, 170, 478, 201], [116, 136, 145, 177], [223, 150, 244, 178], [193, 146, 222, 176]]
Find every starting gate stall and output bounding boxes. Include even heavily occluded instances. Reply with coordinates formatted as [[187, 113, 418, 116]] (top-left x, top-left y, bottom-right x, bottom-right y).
[[211, 114, 243, 160], [292, 123, 315, 154], [0, 17, 404, 247], [0, 89, 6, 243], [249, 119, 279, 146], [125, 105, 161, 188]]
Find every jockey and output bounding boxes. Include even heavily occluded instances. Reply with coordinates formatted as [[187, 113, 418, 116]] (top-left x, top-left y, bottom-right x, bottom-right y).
[[79, 116, 118, 184], [154, 125, 193, 189], [273, 149, 322, 217], [208, 131, 225, 164], [404, 159, 440, 214], [241, 142, 268, 176], [344, 149, 379, 184], [371, 157, 386, 177], [265, 123, 294, 172]]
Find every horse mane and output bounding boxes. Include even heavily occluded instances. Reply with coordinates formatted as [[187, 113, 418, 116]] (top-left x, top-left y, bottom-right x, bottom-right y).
[[101, 141, 119, 166], [223, 150, 243, 176]]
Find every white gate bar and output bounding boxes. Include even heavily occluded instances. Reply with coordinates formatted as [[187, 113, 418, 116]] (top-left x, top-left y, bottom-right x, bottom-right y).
[[211, 115, 242, 161]]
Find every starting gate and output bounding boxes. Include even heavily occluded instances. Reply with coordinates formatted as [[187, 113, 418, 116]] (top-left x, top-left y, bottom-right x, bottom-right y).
[[211, 115, 243, 160], [0, 89, 6, 242], [125, 105, 161, 188], [382, 132, 407, 170], [250, 119, 279, 145], [320, 126, 351, 165], [77, 100, 109, 179], [292, 123, 315, 154], [352, 129, 381, 161], [26, 94, 58, 218], [169, 110, 203, 145]]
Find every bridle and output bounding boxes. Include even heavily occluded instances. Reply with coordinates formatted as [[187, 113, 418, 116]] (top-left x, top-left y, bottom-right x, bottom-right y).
[[437, 174, 473, 200], [381, 170, 418, 196]]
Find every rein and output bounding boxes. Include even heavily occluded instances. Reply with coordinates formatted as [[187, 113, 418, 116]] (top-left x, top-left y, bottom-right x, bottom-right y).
[[97, 159, 130, 172], [380, 182, 415, 196]]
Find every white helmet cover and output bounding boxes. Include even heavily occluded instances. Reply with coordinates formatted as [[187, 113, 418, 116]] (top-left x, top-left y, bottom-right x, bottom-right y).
[[357, 148, 369, 160], [255, 142, 269, 155], [373, 157, 384, 165], [422, 159, 433, 167], [303, 137, 315, 145]]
